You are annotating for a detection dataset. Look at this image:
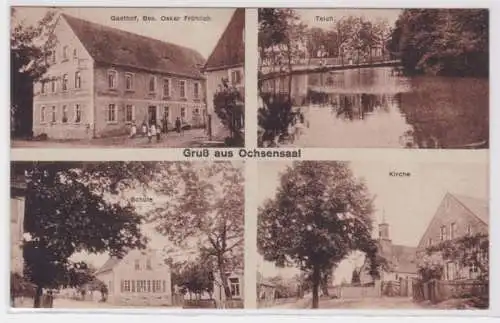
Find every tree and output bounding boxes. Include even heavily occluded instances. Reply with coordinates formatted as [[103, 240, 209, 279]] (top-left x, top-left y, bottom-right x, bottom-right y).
[[258, 161, 381, 308], [16, 161, 155, 307], [213, 78, 244, 147], [172, 258, 215, 300], [149, 162, 244, 301], [388, 9, 488, 77], [11, 8, 57, 137]]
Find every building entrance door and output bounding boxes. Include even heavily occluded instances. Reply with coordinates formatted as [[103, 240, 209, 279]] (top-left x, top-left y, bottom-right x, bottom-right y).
[[148, 106, 157, 125]]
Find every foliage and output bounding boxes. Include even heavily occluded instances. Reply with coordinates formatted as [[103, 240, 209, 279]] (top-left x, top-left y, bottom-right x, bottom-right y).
[[212, 78, 244, 147], [388, 9, 488, 76], [11, 8, 57, 137], [16, 161, 156, 307], [423, 233, 489, 282], [170, 258, 214, 299], [149, 162, 244, 299], [257, 161, 380, 308]]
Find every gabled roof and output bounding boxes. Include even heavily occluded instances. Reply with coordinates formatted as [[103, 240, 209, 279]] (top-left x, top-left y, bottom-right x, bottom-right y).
[[94, 257, 121, 275], [416, 192, 489, 249], [451, 193, 489, 225], [61, 14, 205, 79], [204, 8, 245, 71]]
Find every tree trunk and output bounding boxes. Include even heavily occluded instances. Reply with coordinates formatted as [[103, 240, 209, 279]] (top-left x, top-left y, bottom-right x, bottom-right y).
[[312, 265, 320, 309], [33, 285, 43, 308], [217, 257, 231, 300]]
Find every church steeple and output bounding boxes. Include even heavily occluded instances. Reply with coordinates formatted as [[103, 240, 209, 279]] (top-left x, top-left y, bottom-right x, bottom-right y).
[[378, 210, 390, 241]]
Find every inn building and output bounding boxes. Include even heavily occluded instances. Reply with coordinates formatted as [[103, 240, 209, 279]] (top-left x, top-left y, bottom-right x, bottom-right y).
[[33, 14, 207, 139]]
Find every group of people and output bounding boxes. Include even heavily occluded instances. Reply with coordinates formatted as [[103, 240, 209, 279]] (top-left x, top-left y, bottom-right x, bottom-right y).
[[129, 117, 184, 143]]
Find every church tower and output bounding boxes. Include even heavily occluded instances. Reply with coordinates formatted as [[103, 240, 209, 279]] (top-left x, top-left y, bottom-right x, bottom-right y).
[[378, 211, 392, 255]]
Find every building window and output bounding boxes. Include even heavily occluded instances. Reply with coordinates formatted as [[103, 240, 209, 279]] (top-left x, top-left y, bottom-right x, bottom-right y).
[[181, 107, 186, 119], [108, 70, 117, 89], [107, 104, 117, 122], [51, 79, 56, 93], [450, 222, 457, 240], [146, 258, 152, 270], [75, 71, 81, 89], [51, 106, 56, 123], [147, 280, 151, 292], [193, 82, 200, 99], [134, 259, 140, 270], [73, 48, 78, 59], [51, 50, 56, 63], [153, 280, 161, 293], [229, 278, 240, 297], [126, 105, 134, 122], [180, 80, 186, 98], [440, 225, 447, 241], [230, 69, 242, 85], [40, 81, 46, 94], [75, 104, 81, 123], [131, 280, 136, 292], [149, 75, 156, 92], [62, 74, 69, 91], [163, 78, 170, 97], [40, 106, 46, 123], [125, 73, 134, 91], [469, 263, 479, 279], [62, 46, 68, 60], [427, 238, 432, 247], [62, 105, 68, 123]]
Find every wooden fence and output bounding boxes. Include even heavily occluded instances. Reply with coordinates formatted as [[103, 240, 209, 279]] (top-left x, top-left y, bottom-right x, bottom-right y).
[[412, 279, 488, 304]]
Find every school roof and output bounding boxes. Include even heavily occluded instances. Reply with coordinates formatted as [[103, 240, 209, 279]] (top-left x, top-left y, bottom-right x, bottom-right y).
[[62, 14, 206, 79], [94, 257, 121, 275], [204, 8, 245, 72]]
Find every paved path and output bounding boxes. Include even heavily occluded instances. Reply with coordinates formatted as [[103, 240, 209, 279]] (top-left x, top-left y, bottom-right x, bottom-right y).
[[12, 129, 214, 148], [269, 296, 423, 309]]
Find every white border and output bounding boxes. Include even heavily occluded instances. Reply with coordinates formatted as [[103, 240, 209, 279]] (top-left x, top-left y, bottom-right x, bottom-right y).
[[3, 0, 499, 322]]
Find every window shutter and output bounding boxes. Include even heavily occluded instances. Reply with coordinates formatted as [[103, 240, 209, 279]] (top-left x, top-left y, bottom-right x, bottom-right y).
[[120, 104, 125, 122], [120, 280, 124, 293]]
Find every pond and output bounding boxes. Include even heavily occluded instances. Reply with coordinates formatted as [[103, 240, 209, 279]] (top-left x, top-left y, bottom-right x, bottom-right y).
[[260, 67, 489, 149]]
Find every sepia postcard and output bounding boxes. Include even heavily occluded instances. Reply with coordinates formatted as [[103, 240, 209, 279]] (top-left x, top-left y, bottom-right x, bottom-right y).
[[7, 5, 494, 317], [10, 7, 245, 148], [257, 160, 489, 310], [257, 9, 489, 149], [10, 161, 244, 309]]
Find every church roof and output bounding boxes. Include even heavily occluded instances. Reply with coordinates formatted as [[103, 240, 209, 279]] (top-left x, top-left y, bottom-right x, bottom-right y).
[[62, 14, 205, 79], [204, 8, 245, 71], [450, 193, 489, 225]]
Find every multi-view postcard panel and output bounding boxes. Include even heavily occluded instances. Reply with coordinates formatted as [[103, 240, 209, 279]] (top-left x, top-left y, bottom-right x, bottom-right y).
[[257, 8, 489, 149], [10, 6, 491, 313], [11, 7, 245, 149], [257, 160, 489, 309], [10, 161, 245, 309]]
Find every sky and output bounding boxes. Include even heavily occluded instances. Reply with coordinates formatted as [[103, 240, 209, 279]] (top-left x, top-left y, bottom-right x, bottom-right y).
[[12, 7, 235, 59], [257, 160, 489, 284], [296, 9, 402, 30]]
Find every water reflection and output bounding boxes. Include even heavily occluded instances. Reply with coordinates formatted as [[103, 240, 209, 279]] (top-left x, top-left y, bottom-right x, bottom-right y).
[[260, 67, 489, 148]]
